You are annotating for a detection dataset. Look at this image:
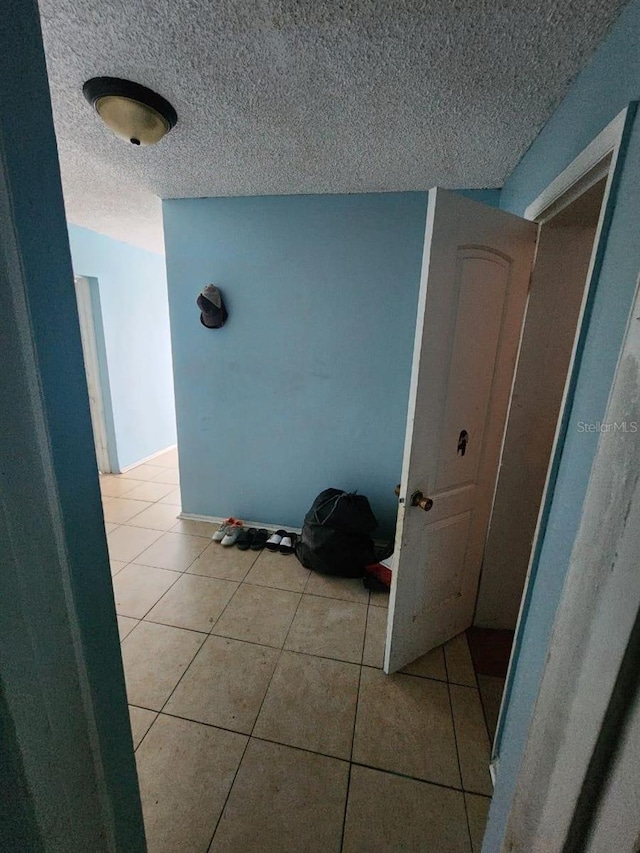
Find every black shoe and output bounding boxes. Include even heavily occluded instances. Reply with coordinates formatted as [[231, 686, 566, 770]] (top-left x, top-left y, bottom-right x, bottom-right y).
[[250, 529, 269, 551], [235, 527, 256, 550]]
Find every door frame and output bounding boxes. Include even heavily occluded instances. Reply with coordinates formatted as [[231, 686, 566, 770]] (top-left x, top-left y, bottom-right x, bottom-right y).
[[1, 134, 144, 853], [0, 0, 146, 845], [74, 275, 112, 473], [493, 106, 633, 771], [491, 103, 635, 792]]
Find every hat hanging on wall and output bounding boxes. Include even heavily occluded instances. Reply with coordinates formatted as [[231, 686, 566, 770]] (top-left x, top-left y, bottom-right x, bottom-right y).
[[197, 285, 228, 329]]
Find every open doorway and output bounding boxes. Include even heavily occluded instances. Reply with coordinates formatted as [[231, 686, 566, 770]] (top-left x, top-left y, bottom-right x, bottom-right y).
[[74, 275, 115, 473], [465, 168, 610, 739], [382, 110, 632, 781], [476, 172, 609, 632]]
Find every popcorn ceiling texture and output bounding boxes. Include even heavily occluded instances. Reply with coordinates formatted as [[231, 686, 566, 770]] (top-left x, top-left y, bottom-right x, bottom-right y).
[[38, 0, 627, 252]]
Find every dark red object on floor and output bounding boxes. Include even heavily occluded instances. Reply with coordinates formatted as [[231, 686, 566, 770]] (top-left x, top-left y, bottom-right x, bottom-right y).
[[364, 561, 392, 590], [466, 627, 514, 678]]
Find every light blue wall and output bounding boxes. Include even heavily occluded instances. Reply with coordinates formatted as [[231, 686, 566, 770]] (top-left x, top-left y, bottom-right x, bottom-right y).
[[486, 1, 640, 848], [455, 188, 501, 208], [163, 192, 429, 535], [67, 225, 176, 470]]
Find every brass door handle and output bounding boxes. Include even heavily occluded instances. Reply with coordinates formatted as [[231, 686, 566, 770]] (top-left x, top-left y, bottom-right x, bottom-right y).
[[410, 490, 433, 512], [394, 484, 401, 497]]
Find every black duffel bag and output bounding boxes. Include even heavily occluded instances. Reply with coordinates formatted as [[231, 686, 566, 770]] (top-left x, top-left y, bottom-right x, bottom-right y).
[[295, 488, 378, 577]]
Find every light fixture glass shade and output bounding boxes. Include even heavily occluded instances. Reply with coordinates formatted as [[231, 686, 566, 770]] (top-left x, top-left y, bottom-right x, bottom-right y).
[[95, 95, 169, 145], [83, 78, 178, 146]]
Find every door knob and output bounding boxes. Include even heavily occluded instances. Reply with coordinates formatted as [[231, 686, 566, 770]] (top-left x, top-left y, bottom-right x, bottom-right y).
[[410, 490, 433, 512]]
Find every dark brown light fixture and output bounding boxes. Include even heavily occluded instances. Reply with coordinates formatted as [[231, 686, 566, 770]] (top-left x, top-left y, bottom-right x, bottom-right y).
[[83, 77, 177, 146]]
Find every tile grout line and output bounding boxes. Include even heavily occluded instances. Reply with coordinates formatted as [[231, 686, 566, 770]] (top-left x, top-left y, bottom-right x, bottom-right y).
[[113, 489, 484, 838], [129, 541, 231, 625], [199, 546, 263, 636], [459, 632, 496, 809], [339, 763, 353, 853], [148, 554, 249, 717], [115, 527, 474, 693], [122, 567, 487, 842], [244, 562, 308, 739], [338, 599, 369, 851], [121, 530, 242, 720], [247, 568, 309, 737], [125, 609, 470, 687], [130, 709, 158, 755], [352, 602, 369, 760], [113, 463, 179, 756], [128, 700, 490, 799], [103, 498, 160, 526], [204, 560, 310, 852], [118, 567, 185, 626], [203, 732, 253, 853], [187, 567, 371, 606], [108, 516, 210, 562], [447, 676, 475, 852], [119, 546, 274, 644], [101, 466, 178, 507], [463, 630, 485, 693], [475, 675, 499, 744]]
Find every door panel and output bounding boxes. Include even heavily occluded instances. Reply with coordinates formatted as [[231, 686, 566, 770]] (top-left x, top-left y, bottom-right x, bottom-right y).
[[385, 188, 536, 673], [413, 512, 471, 618], [436, 249, 511, 490]]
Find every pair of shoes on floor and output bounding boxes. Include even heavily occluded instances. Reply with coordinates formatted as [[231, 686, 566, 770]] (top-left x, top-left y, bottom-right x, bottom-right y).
[[212, 517, 244, 547], [236, 528, 270, 551], [265, 529, 297, 555]]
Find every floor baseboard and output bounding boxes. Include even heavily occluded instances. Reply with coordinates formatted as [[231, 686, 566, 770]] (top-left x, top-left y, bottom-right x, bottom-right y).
[[179, 512, 391, 547], [119, 444, 177, 473], [178, 511, 302, 534]]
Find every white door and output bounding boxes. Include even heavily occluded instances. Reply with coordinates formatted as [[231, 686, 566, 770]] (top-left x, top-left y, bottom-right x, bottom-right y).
[[74, 276, 111, 473], [385, 188, 537, 673]]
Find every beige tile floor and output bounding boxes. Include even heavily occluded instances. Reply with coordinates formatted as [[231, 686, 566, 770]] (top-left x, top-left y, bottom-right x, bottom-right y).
[[102, 449, 492, 852]]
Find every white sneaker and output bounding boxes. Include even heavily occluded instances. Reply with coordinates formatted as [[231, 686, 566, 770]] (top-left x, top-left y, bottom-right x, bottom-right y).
[[221, 522, 243, 547], [213, 517, 237, 542]]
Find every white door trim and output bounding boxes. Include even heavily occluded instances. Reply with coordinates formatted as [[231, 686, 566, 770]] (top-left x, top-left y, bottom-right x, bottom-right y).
[[491, 104, 637, 849], [74, 276, 111, 473], [524, 108, 627, 223], [492, 106, 632, 776]]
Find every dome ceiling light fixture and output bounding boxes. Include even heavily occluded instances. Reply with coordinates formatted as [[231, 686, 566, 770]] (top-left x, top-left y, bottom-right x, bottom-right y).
[[82, 77, 178, 146]]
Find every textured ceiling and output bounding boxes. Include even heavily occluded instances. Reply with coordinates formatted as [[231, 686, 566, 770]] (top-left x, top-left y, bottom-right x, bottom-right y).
[[39, 0, 627, 253]]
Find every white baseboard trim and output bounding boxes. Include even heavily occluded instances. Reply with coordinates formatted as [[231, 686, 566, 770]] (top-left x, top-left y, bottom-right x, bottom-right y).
[[179, 513, 392, 547], [178, 511, 302, 535], [119, 444, 177, 473]]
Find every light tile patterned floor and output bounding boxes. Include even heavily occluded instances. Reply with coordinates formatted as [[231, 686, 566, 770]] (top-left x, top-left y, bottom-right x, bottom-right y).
[[102, 449, 491, 853]]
